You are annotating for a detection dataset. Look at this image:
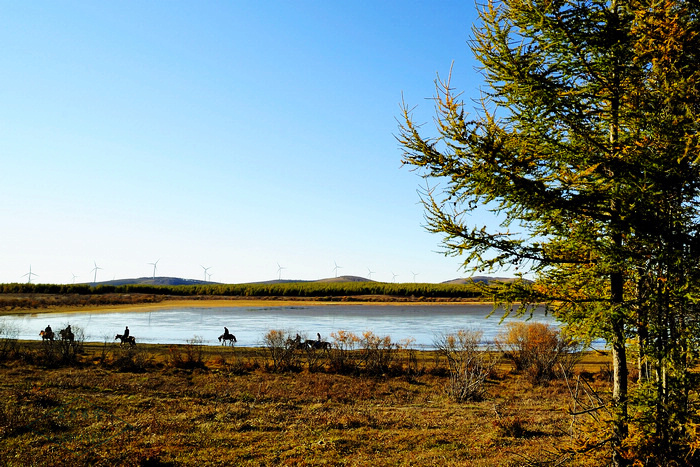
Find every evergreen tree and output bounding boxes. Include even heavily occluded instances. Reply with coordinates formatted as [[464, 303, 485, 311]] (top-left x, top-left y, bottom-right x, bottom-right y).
[[399, 1, 700, 464]]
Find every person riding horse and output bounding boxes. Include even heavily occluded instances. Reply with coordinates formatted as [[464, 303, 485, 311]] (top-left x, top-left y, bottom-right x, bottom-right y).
[[218, 327, 236, 345], [305, 332, 330, 351], [123, 326, 129, 338], [115, 333, 136, 347], [40, 325, 54, 341], [59, 325, 74, 343]]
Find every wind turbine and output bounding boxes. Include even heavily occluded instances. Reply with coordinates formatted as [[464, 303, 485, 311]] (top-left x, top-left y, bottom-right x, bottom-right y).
[[22, 265, 38, 284], [367, 267, 375, 280], [391, 271, 398, 283], [148, 259, 160, 279], [277, 263, 286, 280], [412, 271, 419, 283], [91, 261, 102, 285], [201, 266, 211, 282], [71, 273, 78, 284], [333, 261, 342, 278]]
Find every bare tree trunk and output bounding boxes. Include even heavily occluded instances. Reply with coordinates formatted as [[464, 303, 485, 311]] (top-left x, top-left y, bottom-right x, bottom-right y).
[[611, 270, 629, 467]]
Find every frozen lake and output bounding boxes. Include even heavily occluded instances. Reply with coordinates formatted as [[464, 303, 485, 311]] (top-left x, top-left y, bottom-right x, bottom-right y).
[[1, 304, 570, 349]]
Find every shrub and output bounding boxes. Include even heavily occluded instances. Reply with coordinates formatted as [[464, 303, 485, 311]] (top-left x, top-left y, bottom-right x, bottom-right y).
[[263, 330, 301, 372], [329, 330, 360, 374], [435, 329, 497, 402], [36, 323, 85, 367], [169, 336, 207, 369], [113, 346, 153, 372], [358, 331, 398, 375], [496, 322, 582, 384], [0, 320, 20, 361]]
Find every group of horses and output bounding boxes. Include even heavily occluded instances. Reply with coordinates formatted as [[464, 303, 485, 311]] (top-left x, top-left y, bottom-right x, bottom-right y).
[[39, 327, 74, 344], [286, 333, 331, 351], [39, 327, 136, 348], [217, 331, 330, 351], [39, 326, 329, 350]]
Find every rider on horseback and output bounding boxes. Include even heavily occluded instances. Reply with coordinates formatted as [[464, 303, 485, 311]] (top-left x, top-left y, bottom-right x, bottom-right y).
[[123, 326, 129, 338], [45, 325, 52, 335], [224, 327, 230, 337]]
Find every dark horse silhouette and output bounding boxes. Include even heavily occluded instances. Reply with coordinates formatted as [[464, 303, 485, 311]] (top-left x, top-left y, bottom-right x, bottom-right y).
[[305, 332, 330, 351], [115, 334, 136, 347], [218, 332, 237, 346], [286, 334, 307, 350], [59, 327, 74, 343], [305, 339, 331, 351], [39, 330, 55, 342]]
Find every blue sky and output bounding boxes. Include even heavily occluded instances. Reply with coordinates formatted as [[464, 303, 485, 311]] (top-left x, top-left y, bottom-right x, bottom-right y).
[[1, 1, 499, 285]]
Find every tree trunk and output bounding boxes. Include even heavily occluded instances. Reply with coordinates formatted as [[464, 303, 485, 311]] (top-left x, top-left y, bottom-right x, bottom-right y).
[[611, 270, 628, 467]]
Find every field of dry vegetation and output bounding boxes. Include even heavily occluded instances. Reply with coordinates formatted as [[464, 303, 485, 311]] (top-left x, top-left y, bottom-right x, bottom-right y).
[[0, 337, 613, 466]]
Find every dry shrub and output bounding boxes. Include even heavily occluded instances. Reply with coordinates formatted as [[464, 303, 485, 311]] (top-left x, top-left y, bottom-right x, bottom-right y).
[[168, 336, 207, 369], [263, 330, 301, 372], [491, 401, 536, 439], [435, 330, 496, 402], [358, 331, 398, 375], [113, 346, 153, 372], [496, 322, 582, 384], [329, 330, 360, 374], [0, 320, 19, 361]]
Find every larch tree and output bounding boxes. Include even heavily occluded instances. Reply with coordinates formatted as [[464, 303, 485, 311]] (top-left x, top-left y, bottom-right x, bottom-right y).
[[398, 1, 700, 465]]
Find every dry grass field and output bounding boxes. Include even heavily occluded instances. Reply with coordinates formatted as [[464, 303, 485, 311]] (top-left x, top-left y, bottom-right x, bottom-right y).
[[0, 340, 613, 466]]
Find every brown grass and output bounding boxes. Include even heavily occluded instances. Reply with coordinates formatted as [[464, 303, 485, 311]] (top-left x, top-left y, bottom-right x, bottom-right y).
[[0, 341, 613, 466], [0, 293, 492, 315]]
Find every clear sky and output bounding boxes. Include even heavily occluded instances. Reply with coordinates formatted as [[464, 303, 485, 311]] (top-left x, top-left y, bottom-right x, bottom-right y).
[[1, 1, 500, 285]]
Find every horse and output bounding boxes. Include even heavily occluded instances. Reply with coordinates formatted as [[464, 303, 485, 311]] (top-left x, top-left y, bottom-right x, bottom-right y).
[[39, 330, 54, 342], [218, 333, 237, 346], [286, 334, 307, 350], [304, 339, 331, 351], [115, 334, 136, 347], [59, 328, 74, 343]]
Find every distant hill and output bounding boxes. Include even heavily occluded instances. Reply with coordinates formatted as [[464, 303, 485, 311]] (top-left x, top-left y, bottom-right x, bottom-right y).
[[89, 275, 521, 287], [311, 275, 371, 283], [89, 276, 374, 287], [441, 276, 524, 285], [90, 277, 214, 286], [210, 275, 373, 285]]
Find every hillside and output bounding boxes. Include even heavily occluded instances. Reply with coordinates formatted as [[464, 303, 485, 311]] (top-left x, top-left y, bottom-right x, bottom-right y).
[[88, 275, 518, 287]]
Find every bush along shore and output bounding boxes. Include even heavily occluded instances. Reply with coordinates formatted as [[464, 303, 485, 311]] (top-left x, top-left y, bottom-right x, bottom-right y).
[[0, 321, 623, 466]]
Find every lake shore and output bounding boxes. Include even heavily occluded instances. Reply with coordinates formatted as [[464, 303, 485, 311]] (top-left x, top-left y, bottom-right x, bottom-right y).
[[0, 293, 495, 315]]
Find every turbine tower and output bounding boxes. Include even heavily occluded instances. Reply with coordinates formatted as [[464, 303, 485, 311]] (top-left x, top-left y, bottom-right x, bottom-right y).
[[22, 265, 38, 284], [91, 261, 102, 285], [333, 261, 342, 278], [391, 272, 398, 283], [367, 267, 375, 280], [148, 259, 160, 280], [201, 265, 211, 282], [71, 273, 78, 284], [412, 271, 419, 283], [277, 263, 286, 281]]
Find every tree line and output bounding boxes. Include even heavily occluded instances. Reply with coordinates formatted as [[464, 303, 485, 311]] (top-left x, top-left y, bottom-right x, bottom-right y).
[[0, 281, 492, 299]]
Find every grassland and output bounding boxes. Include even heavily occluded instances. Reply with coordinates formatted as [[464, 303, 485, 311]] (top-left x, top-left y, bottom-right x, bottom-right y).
[[0, 284, 613, 465], [0, 340, 612, 466]]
